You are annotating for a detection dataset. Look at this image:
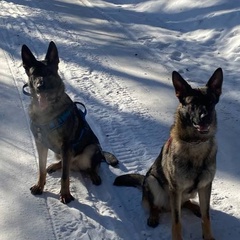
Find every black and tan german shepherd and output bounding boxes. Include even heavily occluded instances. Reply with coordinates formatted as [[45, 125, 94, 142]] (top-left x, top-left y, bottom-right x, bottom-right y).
[[21, 41, 118, 204], [114, 68, 223, 240]]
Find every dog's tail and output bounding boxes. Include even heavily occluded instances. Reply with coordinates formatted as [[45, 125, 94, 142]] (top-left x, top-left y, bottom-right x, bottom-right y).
[[102, 151, 119, 167], [113, 174, 144, 188]]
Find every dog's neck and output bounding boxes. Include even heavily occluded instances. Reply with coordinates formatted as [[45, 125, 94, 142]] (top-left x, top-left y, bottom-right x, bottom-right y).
[[170, 121, 214, 144], [30, 93, 72, 124]]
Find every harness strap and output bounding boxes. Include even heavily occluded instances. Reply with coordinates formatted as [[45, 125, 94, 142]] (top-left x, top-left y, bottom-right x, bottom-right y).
[[32, 102, 87, 132], [22, 82, 86, 118], [48, 107, 74, 131]]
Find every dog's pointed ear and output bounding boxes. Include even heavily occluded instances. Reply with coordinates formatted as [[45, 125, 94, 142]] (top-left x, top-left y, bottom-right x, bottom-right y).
[[45, 41, 59, 70], [206, 68, 223, 98], [172, 71, 192, 102], [21, 44, 38, 75]]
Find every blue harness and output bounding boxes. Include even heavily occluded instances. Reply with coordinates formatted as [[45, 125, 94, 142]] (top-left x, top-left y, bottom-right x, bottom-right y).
[[23, 83, 93, 155]]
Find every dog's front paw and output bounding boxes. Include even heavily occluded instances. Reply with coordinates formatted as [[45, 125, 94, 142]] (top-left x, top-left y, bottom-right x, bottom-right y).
[[147, 217, 159, 228], [60, 193, 74, 204], [30, 184, 44, 195], [203, 235, 215, 240]]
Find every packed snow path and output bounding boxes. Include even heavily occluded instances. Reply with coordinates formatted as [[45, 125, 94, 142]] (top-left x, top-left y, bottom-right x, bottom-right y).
[[0, 0, 240, 239]]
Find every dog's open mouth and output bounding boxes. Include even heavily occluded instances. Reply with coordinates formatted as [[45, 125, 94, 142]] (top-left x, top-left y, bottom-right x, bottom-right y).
[[36, 92, 48, 109], [193, 123, 210, 134]]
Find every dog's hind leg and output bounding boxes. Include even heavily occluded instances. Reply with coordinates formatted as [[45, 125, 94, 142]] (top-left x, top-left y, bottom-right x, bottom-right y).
[[142, 174, 164, 228], [88, 169, 101, 185], [47, 153, 63, 173], [142, 184, 160, 227], [55, 153, 61, 160], [182, 200, 201, 218], [74, 144, 102, 185], [88, 146, 102, 185], [30, 141, 48, 195], [47, 160, 62, 173]]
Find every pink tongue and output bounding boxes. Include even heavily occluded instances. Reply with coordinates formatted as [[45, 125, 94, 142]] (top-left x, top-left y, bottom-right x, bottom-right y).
[[198, 125, 209, 132], [37, 93, 48, 109]]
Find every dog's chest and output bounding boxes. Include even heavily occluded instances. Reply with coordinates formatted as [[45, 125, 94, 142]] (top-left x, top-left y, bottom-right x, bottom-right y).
[[169, 140, 217, 190], [30, 121, 65, 153], [30, 107, 77, 153]]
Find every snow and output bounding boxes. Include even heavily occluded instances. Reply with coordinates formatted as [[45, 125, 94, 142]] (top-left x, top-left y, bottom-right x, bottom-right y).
[[0, 0, 240, 239]]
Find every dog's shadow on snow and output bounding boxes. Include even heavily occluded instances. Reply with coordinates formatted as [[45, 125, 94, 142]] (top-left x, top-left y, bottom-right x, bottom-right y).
[[42, 186, 240, 239], [41, 155, 240, 239], [42, 167, 135, 238], [44, 192, 125, 235], [181, 207, 240, 239], [142, 207, 240, 239]]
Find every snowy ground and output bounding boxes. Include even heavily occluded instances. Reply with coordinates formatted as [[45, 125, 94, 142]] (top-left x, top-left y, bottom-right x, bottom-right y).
[[0, 0, 240, 239]]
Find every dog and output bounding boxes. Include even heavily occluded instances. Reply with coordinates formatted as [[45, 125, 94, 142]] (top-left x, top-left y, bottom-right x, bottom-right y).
[[21, 41, 118, 204], [114, 68, 223, 240]]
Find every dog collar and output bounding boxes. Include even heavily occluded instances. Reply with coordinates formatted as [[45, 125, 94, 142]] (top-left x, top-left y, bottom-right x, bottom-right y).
[[184, 139, 210, 144], [22, 83, 87, 117], [166, 136, 209, 152]]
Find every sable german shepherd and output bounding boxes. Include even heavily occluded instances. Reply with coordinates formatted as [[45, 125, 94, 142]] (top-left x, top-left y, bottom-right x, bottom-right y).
[[21, 41, 118, 204], [114, 68, 223, 240]]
